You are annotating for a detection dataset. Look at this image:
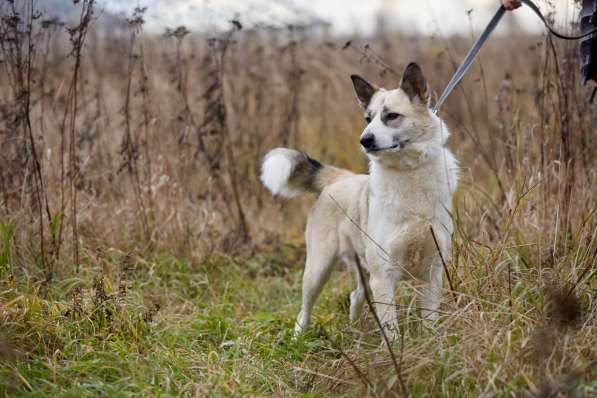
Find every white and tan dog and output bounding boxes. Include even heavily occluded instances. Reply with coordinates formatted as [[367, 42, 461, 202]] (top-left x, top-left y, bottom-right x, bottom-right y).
[[261, 63, 458, 337]]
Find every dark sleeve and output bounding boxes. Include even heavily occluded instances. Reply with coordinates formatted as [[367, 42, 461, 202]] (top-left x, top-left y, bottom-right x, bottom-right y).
[[580, 0, 597, 84]]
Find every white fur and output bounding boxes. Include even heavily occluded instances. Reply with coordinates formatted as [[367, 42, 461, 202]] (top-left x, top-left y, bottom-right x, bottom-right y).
[[260, 148, 302, 198]]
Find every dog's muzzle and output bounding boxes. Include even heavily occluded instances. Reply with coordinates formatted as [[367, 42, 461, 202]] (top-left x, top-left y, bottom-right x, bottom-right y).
[[360, 133, 376, 150], [361, 135, 410, 153]]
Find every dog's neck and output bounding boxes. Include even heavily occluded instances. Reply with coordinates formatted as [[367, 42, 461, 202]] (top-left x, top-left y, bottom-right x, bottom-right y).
[[370, 143, 439, 172]]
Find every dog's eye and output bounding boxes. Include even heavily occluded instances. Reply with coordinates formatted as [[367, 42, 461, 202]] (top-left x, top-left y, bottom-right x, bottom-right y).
[[385, 112, 401, 121], [365, 116, 372, 123]]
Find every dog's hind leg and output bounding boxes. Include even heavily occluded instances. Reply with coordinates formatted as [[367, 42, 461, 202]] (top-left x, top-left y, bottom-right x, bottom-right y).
[[294, 240, 337, 336], [340, 254, 367, 323]]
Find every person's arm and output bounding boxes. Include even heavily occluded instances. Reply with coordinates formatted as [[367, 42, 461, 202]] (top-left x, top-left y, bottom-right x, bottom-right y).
[[502, 0, 522, 10]]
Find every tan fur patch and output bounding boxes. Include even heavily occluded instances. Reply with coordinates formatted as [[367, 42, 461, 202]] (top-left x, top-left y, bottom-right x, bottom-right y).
[[315, 167, 352, 192]]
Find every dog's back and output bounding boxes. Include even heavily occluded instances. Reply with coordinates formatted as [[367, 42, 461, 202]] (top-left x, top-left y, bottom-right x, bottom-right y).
[[260, 147, 369, 262]]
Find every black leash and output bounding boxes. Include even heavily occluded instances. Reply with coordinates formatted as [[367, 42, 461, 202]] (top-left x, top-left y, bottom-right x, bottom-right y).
[[433, 0, 597, 114], [521, 0, 597, 40]]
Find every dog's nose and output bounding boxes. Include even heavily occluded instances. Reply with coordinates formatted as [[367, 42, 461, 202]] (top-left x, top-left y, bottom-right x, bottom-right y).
[[360, 133, 375, 149]]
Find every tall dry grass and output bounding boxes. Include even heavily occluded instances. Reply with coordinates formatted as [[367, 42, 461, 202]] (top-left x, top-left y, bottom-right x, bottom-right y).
[[0, 1, 595, 396]]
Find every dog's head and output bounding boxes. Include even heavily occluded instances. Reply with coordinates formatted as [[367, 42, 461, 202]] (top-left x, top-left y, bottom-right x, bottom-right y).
[[351, 63, 448, 165]]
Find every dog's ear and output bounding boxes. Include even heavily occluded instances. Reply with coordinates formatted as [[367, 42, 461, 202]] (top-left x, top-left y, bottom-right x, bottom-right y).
[[351, 75, 377, 108], [400, 62, 429, 104]]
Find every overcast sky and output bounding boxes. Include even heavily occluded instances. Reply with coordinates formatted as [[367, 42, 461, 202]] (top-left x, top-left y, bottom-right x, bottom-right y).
[[101, 0, 580, 36]]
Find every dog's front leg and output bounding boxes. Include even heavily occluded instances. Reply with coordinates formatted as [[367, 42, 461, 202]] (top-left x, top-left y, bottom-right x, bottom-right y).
[[369, 271, 398, 340], [419, 264, 443, 322], [419, 229, 450, 323]]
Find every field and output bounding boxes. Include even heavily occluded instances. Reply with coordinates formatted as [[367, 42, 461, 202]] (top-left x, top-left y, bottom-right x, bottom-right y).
[[0, 1, 595, 396]]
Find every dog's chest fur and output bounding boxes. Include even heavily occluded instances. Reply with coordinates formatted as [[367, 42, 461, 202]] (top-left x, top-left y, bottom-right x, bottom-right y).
[[364, 149, 456, 276]]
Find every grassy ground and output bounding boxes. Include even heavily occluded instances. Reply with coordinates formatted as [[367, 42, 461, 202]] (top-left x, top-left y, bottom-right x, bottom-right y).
[[1, 236, 595, 397], [1, 244, 305, 397]]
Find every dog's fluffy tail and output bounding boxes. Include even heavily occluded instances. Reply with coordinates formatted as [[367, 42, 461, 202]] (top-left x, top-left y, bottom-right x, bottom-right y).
[[260, 148, 349, 198]]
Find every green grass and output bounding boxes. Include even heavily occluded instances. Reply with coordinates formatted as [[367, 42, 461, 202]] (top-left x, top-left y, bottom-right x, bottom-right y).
[[1, 240, 595, 397], [1, 244, 345, 397]]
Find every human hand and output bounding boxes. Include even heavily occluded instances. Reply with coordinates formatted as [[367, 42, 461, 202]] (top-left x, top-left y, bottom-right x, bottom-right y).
[[502, 0, 522, 10]]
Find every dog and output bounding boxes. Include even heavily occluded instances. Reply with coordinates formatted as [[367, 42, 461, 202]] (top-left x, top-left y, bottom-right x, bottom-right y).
[[260, 63, 458, 338]]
